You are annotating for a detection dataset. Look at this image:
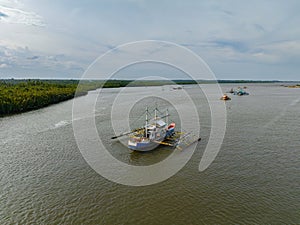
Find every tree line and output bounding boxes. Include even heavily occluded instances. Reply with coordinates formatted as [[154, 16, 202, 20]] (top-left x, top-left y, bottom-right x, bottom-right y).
[[2, 78, 261, 116], [0, 79, 167, 116], [0, 80, 104, 116]]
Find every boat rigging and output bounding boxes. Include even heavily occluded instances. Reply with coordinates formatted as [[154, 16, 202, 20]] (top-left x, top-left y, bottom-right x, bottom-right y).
[[111, 107, 201, 151]]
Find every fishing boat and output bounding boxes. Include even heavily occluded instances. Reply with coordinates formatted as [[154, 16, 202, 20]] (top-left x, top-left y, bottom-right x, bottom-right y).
[[172, 85, 183, 90], [234, 87, 249, 96], [220, 94, 231, 101], [127, 108, 175, 151], [228, 88, 234, 94], [111, 108, 201, 151]]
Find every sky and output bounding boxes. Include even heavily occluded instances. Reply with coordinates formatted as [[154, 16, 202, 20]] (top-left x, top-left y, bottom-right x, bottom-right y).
[[0, 0, 299, 80]]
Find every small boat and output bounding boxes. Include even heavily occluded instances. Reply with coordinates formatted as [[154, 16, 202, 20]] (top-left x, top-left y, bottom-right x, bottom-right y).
[[111, 108, 201, 151], [234, 87, 249, 96], [172, 86, 183, 90], [220, 94, 231, 101], [228, 88, 234, 93]]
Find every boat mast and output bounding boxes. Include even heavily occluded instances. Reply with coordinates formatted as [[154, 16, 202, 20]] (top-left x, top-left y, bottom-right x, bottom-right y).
[[166, 109, 169, 125], [154, 107, 157, 121], [145, 107, 148, 137]]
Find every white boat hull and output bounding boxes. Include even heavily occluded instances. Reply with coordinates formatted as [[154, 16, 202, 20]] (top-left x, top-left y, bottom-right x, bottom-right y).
[[128, 137, 164, 151]]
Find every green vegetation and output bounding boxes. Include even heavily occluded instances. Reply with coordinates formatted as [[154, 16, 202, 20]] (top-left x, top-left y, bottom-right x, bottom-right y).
[[0, 79, 194, 116], [0, 78, 290, 116], [0, 79, 123, 116], [287, 84, 300, 88], [0, 79, 169, 116], [1, 80, 84, 115]]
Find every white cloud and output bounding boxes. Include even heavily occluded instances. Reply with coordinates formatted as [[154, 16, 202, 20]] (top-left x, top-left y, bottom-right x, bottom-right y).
[[0, 0, 44, 26], [261, 41, 300, 56], [0, 0, 300, 79], [248, 40, 300, 64], [251, 51, 280, 64], [0, 43, 84, 77], [0, 63, 8, 68]]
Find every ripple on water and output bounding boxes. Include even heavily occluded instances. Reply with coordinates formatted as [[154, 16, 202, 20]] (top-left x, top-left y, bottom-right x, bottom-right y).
[[1, 84, 300, 224]]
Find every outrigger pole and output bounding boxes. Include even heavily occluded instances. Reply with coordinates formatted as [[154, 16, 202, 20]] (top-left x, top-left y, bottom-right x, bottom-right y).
[[166, 109, 169, 125], [111, 128, 143, 139], [111, 107, 150, 140]]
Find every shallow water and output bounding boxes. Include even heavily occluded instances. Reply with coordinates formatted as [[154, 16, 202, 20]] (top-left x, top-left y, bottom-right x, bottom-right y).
[[0, 84, 299, 224]]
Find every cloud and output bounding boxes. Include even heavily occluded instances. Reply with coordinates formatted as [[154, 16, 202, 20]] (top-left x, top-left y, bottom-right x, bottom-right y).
[[0, 63, 8, 68], [0, 11, 7, 17], [27, 55, 39, 60], [255, 40, 300, 64], [0, 43, 84, 77], [253, 23, 266, 33], [0, 1, 44, 26], [212, 39, 249, 53], [1, 0, 300, 79]]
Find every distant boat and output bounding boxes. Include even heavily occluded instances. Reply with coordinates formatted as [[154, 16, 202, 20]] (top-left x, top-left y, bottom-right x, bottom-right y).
[[220, 94, 231, 101], [234, 87, 249, 96], [172, 86, 183, 90], [228, 88, 234, 93]]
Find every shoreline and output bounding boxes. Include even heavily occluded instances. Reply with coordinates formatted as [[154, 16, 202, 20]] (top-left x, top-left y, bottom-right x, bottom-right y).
[[286, 85, 300, 88], [1, 79, 298, 117]]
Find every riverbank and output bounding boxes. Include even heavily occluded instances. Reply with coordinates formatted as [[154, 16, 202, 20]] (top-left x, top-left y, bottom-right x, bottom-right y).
[[0, 79, 294, 116], [0, 80, 88, 116], [287, 84, 300, 88], [0, 79, 192, 116], [0, 79, 199, 116]]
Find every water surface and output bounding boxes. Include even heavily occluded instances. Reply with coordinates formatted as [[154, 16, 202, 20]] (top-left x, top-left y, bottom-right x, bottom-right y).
[[1, 84, 299, 224]]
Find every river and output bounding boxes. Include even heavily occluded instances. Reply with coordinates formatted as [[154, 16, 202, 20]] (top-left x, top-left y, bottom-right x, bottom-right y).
[[1, 83, 299, 224]]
